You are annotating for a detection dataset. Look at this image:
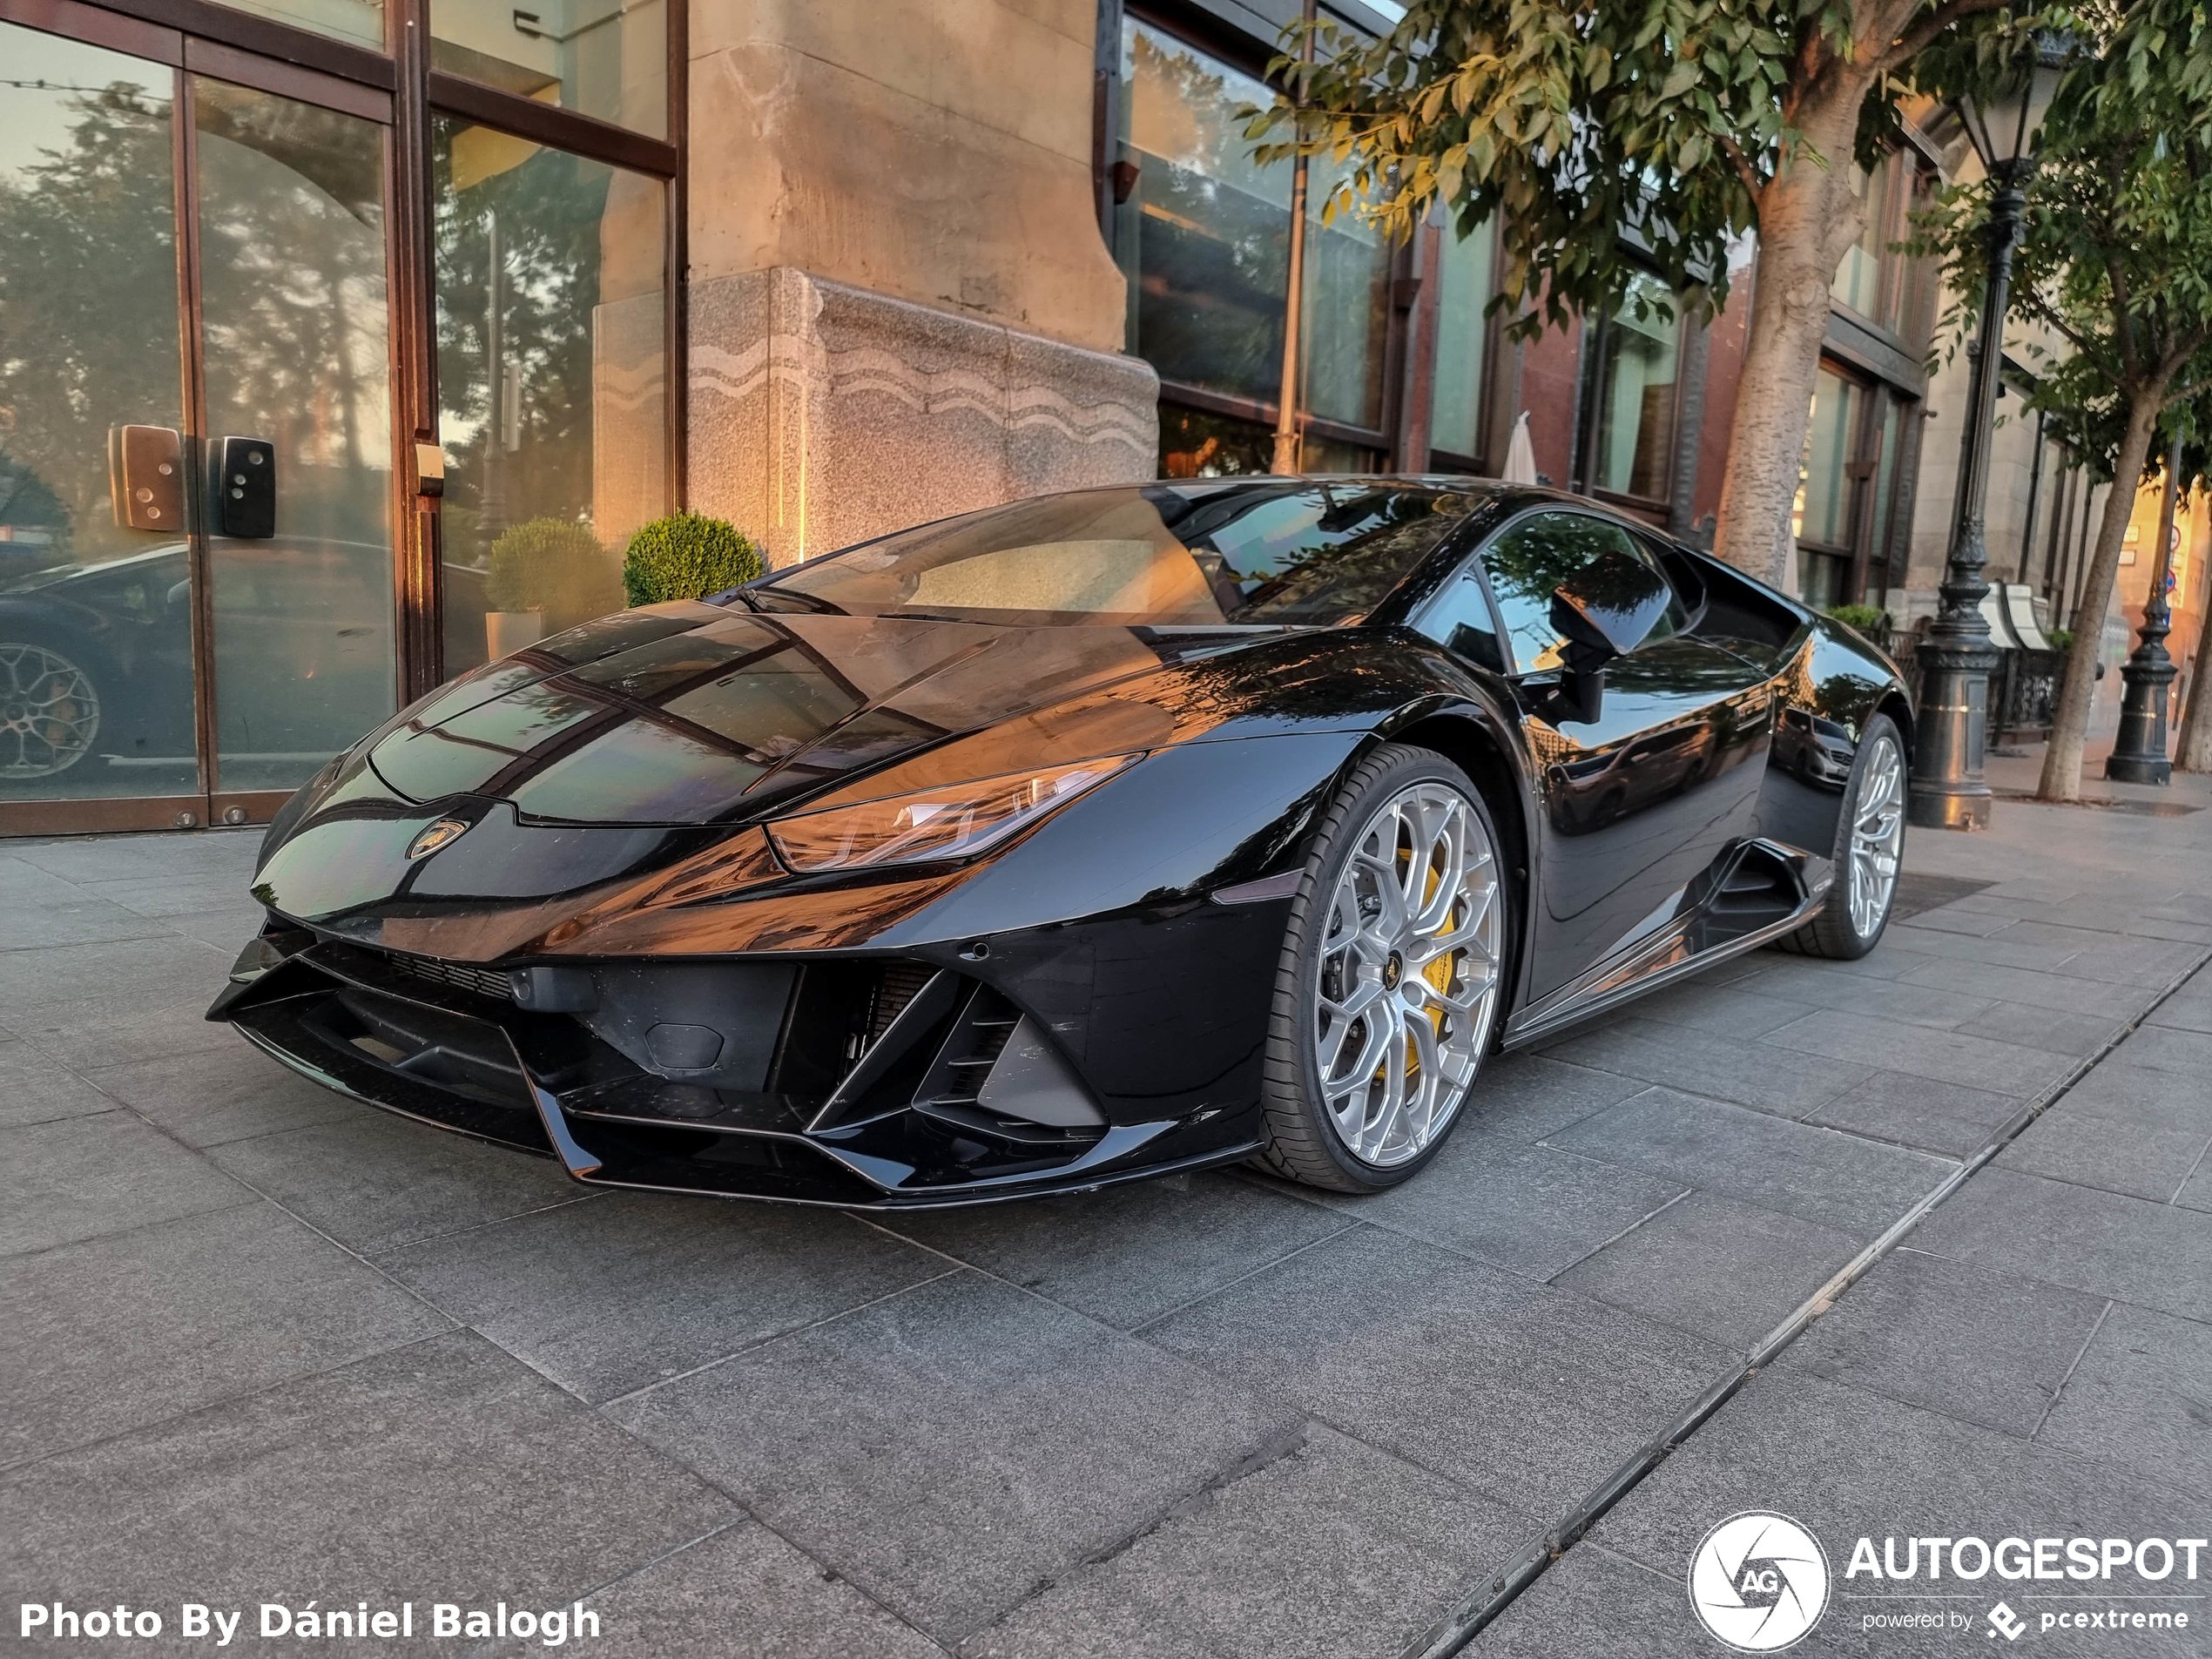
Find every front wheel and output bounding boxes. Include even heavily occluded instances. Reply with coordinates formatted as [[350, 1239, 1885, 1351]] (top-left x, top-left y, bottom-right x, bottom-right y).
[[1256, 744, 1512, 1193], [1777, 711, 1906, 961]]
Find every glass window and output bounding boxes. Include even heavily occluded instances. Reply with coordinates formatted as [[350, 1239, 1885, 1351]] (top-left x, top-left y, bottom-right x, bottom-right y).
[[1430, 220, 1494, 460], [433, 0, 665, 138], [1830, 158, 1888, 318], [0, 29, 192, 801], [1588, 273, 1680, 501], [1116, 22, 1291, 408], [1413, 570, 1506, 673], [1794, 368, 1865, 551], [213, 0, 385, 51], [1302, 150, 1390, 428], [756, 483, 1477, 628], [432, 116, 668, 678], [1160, 405, 1272, 478], [1480, 512, 1685, 672]]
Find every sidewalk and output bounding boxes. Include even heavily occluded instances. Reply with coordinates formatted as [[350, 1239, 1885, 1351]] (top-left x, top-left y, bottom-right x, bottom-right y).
[[3, 746, 2209, 1659]]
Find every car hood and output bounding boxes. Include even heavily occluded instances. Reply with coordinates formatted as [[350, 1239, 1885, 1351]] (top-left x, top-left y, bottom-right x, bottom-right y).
[[354, 603, 1292, 827]]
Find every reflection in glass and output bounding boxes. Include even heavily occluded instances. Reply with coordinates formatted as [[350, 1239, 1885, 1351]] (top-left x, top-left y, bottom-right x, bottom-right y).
[[197, 80, 396, 792], [432, 0, 664, 138], [1302, 150, 1390, 428], [1116, 22, 1290, 406], [1160, 405, 1273, 478], [432, 117, 668, 678], [1588, 273, 1679, 501], [0, 28, 192, 799], [1480, 513, 1684, 672], [1794, 368, 1864, 550], [1829, 159, 1886, 318], [212, 0, 384, 52], [760, 483, 1474, 628], [1430, 221, 1494, 460]]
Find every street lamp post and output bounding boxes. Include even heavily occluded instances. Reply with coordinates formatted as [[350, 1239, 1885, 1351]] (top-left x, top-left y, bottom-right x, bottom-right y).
[[1907, 40, 2067, 831], [2106, 433, 2184, 783]]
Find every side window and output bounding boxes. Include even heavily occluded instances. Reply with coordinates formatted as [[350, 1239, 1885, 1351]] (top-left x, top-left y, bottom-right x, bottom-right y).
[[1480, 512, 1686, 672], [1411, 569, 1506, 673]]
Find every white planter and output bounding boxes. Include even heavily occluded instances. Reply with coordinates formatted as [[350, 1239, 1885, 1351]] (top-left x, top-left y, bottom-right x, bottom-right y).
[[485, 609, 545, 658]]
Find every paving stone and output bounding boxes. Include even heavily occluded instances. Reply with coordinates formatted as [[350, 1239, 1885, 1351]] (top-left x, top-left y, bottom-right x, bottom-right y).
[[2103, 1022, 2212, 1078], [2147, 981, 2212, 1035], [1586, 1363, 2204, 1658], [0, 897, 174, 952], [1738, 940, 1938, 983], [582, 1521, 948, 1659], [5, 1112, 253, 1258], [1909, 1166, 2212, 1324], [1280, 1131, 1687, 1282], [3, 1330, 738, 1611], [2035, 1303, 2212, 1502], [1804, 1071, 2023, 1157], [1539, 1016, 1871, 1119], [0, 1038, 118, 1129], [209, 1111, 589, 1256], [71, 870, 266, 921], [609, 1271, 1291, 1643], [1985, 926, 2209, 988], [1761, 1008, 2074, 1097], [0, 1201, 450, 1465], [6, 833, 260, 884], [1145, 1226, 1724, 1519], [160, 907, 265, 949], [383, 1192, 948, 1402], [1890, 907, 2015, 937], [1790, 1248, 2107, 1438], [1894, 958, 2154, 1022], [0, 934, 229, 1016], [1612, 980, 1818, 1040], [15, 988, 242, 1071], [82, 1042, 360, 1148], [1553, 1191, 1864, 1349], [1545, 1088, 1953, 1236], [1996, 1098, 2212, 1205], [968, 1422, 1528, 1659], [1453, 1052, 1652, 1142], [1956, 1001, 2124, 1058], [879, 1172, 1349, 1332], [1881, 921, 2084, 971], [0, 855, 81, 907]]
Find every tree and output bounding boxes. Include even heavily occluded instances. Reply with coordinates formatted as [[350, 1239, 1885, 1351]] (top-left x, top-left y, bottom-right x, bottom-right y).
[[1916, 0, 2212, 799], [1244, 0, 2033, 587]]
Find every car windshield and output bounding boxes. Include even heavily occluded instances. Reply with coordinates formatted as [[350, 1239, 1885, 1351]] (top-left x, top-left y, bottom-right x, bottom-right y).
[[751, 482, 1483, 628]]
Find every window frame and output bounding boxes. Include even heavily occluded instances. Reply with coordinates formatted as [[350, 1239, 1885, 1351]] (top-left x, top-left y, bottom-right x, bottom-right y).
[[1449, 504, 1690, 678], [1574, 271, 1689, 514]]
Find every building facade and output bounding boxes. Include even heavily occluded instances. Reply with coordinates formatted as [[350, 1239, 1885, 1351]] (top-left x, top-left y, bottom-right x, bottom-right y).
[[0, 0, 2188, 837]]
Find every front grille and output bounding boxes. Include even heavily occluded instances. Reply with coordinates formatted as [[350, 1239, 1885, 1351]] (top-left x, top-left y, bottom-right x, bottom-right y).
[[384, 953, 513, 1002]]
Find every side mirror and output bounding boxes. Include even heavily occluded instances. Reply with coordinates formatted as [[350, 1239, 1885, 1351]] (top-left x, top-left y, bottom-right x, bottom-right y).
[[1539, 550, 1675, 725]]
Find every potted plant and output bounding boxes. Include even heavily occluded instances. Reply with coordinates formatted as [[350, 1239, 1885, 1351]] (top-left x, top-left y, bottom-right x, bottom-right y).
[[622, 510, 763, 606], [483, 516, 621, 657]]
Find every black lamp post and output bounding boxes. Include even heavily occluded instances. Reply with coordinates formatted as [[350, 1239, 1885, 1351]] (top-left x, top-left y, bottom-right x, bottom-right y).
[[2106, 433, 2184, 783], [1907, 40, 2067, 830]]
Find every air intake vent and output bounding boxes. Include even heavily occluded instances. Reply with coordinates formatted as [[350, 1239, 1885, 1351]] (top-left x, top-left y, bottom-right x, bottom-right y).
[[869, 961, 939, 1044], [385, 953, 513, 1002]]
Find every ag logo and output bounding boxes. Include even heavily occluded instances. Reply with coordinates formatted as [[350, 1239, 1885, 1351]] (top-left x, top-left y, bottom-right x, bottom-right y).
[[407, 818, 470, 860], [1688, 1512, 1831, 1651]]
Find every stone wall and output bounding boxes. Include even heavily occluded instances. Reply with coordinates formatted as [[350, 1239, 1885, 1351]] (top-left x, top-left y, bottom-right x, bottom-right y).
[[687, 267, 1159, 564]]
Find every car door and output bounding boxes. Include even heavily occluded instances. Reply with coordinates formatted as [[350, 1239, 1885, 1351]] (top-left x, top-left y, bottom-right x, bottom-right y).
[[1421, 508, 1774, 1001]]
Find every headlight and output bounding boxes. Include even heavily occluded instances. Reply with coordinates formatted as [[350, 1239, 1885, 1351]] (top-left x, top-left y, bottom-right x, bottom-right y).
[[765, 753, 1143, 873]]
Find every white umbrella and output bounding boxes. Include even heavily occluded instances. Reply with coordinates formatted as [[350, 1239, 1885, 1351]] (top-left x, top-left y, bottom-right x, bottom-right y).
[[1502, 410, 1538, 484]]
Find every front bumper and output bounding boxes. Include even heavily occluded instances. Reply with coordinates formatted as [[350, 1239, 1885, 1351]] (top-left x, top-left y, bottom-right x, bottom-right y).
[[208, 929, 1261, 1208]]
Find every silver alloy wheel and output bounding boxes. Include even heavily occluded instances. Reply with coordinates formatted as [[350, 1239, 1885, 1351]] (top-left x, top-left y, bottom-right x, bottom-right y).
[[1848, 732, 1905, 937], [0, 643, 101, 780], [1312, 780, 1504, 1166]]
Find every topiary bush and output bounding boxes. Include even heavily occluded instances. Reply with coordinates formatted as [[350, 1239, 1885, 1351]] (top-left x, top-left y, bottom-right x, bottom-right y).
[[484, 516, 622, 629], [622, 511, 762, 606]]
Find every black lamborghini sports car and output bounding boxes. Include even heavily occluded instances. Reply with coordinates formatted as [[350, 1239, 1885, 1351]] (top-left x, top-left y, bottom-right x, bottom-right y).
[[210, 480, 1912, 1207]]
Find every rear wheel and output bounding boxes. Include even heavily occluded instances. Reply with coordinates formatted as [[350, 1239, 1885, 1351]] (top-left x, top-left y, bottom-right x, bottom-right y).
[[1777, 712, 1905, 960], [1256, 744, 1510, 1193], [0, 638, 103, 779]]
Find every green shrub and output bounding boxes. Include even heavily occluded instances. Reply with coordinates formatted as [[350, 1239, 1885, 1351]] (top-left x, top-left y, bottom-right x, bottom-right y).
[[1825, 603, 1886, 634], [484, 516, 622, 628], [622, 511, 763, 607], [2047, 626, 2074, 654]]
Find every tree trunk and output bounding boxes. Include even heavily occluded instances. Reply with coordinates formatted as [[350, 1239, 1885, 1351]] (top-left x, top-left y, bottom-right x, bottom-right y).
[[1710, 83, 1870, 587], [2039, 395, 2161, 799], [2177, 600, 2212, 771]]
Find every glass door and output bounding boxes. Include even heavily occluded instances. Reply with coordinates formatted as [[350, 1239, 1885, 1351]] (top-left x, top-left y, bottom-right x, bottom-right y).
[[0, 17, 397, 829]]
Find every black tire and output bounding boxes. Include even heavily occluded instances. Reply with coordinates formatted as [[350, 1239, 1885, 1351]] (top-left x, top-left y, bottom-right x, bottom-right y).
[[1775, 711, 1907, 961], [1255, 743, 1514, 1193]]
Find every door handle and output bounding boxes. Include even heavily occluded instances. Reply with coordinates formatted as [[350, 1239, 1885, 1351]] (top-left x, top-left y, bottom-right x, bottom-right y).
[[108, 425, 185, 532], [213, 435, 277, 537]]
